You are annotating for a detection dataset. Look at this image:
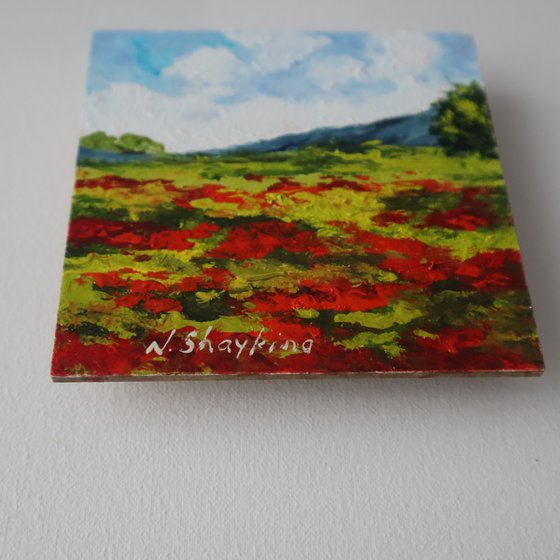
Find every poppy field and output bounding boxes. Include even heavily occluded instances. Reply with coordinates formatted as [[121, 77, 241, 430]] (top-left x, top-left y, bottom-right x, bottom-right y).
[[51, 143, 544, 379]]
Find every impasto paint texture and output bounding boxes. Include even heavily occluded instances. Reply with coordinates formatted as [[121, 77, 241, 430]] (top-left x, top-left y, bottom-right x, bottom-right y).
[[51, 31, 544, 380]]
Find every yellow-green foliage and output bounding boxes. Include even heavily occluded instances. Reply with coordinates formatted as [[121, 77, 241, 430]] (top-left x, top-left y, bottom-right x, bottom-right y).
[[53, 143, 543, 377]]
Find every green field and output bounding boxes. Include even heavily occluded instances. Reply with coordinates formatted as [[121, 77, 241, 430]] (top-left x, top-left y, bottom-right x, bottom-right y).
[[51, 143, 544, 378]]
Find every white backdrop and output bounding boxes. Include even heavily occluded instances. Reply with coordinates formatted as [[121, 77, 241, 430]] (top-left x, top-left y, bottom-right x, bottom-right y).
[[1, 1, 559, 558]]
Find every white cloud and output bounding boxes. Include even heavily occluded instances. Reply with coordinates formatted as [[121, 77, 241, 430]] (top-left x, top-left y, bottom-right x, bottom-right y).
[[308, 55, 367, 91], [83, 78, 445, 153], [226, 31, 331, 73], [162, 46, 240, 85], [368, 31, 441, 83], [83, 83, 223, 151], [82, 32, 450, 153]]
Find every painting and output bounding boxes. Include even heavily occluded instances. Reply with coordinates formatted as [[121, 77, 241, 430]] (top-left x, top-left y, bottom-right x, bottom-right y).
[[51, 31, 544, 380]]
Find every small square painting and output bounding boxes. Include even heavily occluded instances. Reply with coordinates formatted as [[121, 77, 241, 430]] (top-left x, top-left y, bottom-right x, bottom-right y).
[[51, 31, 544, 380]]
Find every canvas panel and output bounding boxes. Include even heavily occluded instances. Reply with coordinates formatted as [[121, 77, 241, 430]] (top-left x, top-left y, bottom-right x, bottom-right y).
[[51, 31, 544, 380]]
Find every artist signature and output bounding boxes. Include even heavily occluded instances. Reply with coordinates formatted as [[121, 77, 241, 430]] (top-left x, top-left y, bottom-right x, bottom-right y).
[[145, 327, 314, 359]]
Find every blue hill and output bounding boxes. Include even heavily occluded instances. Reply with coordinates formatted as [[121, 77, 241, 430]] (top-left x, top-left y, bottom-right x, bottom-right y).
[[218, 107, 438, 154], [78, 107, 439, 164]]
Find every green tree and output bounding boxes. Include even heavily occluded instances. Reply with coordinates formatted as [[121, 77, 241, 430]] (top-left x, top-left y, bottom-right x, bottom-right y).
[[80, 131, 165, 154], [430, 82, 498, 158], [80, 131, 120, 152], [115, 133, 164, 154]]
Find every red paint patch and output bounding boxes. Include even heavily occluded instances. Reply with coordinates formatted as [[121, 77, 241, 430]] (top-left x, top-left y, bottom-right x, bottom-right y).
[[458, 249, 527, 292], [249, 278, 403, 313], [209, 220, 329, 259], [374, 210, 411, 226], [143, 298, 182, 314], [51, 329, 145, 377], [244, 173, 264, 182]]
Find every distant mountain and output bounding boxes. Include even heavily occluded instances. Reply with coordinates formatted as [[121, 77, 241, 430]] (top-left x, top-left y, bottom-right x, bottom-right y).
[[217, 107, 438, 155]]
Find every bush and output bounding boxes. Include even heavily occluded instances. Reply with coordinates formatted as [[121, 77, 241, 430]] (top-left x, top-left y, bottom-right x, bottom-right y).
[[80, 131, 164, 154]]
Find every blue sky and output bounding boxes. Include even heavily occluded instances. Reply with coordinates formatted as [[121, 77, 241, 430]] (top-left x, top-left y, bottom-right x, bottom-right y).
[[83, 31, 483, 152]]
